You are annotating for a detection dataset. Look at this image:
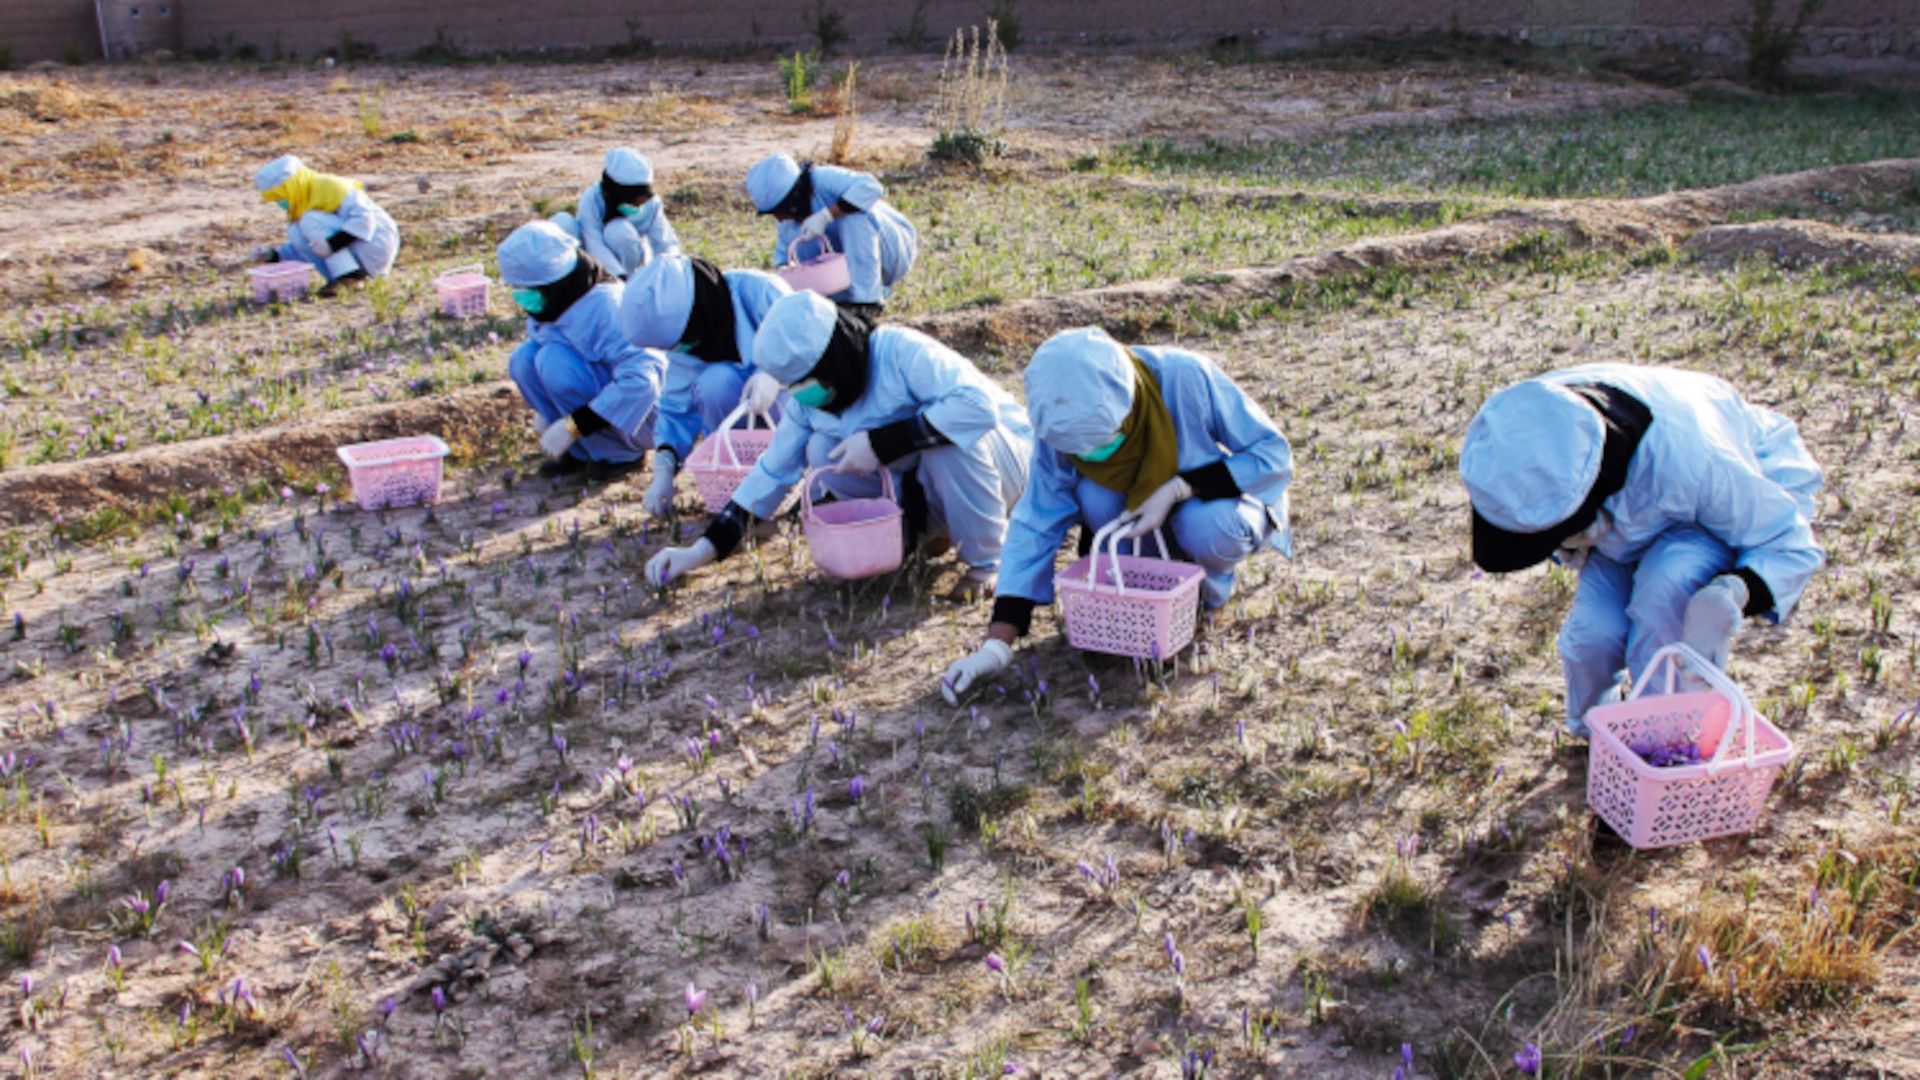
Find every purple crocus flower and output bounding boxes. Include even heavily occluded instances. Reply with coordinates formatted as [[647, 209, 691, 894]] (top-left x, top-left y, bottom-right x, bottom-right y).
[[984, 953, 1005, 973], [431, 986, 447, 1013], [1513, 1042, 1541, 1075], [684, 983, 706, 1017], [848, 775, 867, 804], [1697, 944, 1714, 977]]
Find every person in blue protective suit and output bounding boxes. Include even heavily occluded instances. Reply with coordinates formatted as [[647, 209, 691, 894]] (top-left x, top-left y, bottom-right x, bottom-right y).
[[251, 155, 400, 297], [1457, 363, 1825, 736], [645, 291, 1030, 595], [745, 153, 917, 318], [548, 147, 680, 279], [498, 221, 670, 481], [618, 254, 793, 516], [939, 327, 1296, 701]]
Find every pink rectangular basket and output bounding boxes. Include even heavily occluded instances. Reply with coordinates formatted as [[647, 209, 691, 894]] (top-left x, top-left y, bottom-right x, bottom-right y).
[[1585, 644, 1795, 850], [336, 436, 450, 511], [802, 466, 902, 580], [1056, 521, 1204, 660], [247, 262, 313, 303], [687, 406, 780, 514], [434, 265, 491, 318], [778, 235, 851, 296]]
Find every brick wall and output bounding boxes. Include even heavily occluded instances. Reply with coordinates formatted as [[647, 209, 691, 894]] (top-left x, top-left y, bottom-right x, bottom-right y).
[[5, 0, 1917, 67]]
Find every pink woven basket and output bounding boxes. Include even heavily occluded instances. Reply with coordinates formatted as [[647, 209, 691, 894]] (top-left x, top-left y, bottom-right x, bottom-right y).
[[778, 235, 852, 296], [248, 262, 313, 303], [687, 406, 780, 514], [802, 465, 903, 580], [336, 436, 450, 511], [1056, 520, 1205, 660], [1585, 644, 1795, 850], [434, 264, 491, 318]]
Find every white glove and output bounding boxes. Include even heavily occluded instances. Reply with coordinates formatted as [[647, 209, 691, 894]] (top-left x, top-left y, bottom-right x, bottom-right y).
[[646, 538, 717, 588], [828, 431, 880, 475], [797, 209, 834, 242], [642, 449, 678, 517], [941, 638, 1013, 705], [741, 372, 781, 416], [1681, 574, 1749, 669], [1117, 477, 1192, 540], [539, 418, 578, 460]]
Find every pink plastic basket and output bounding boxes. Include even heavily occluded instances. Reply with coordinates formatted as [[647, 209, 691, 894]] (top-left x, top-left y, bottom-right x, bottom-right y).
[[687, 405, 780, 514], [802, 465, 903, 580], [778, 235, 852, 296], [247, 262, 313, 303], [1585, 644, 1795, 850], [335, 436, 451, 511], [1056, 520, 1205, 660], [434, 264, 491, 318]]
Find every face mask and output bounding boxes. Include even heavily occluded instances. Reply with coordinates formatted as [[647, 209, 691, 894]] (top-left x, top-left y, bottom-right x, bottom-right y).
[[512, 288, 546, 315], [789, 378, 833, 408], [615, 203, 641, 219], [672, 340, 698, 355], [275, 199, 290, 211], [1076, 432, 1125, 463]]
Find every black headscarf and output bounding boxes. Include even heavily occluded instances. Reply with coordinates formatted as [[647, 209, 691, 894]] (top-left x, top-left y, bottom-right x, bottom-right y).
[[598, 173, 654, 223], [764, 163, 814, 221], [802, 306, 873, 416], [527, 252, 615, 324], [678, 257, 740, 363], [1470, 382, 1653, 573]]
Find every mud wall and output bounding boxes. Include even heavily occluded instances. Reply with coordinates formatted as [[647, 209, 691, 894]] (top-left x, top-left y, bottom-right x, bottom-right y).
[[5, 0, 1919, 66]]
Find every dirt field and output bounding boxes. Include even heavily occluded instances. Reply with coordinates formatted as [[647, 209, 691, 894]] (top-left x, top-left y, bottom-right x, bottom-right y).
[[1, 47, 1917, 1079]]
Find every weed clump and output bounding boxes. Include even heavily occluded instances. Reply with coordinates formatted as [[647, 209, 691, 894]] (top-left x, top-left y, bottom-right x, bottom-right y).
[[778, 51, 820, 114], [1743, 0, 1826, 89], [929, 22, 1008, 165]]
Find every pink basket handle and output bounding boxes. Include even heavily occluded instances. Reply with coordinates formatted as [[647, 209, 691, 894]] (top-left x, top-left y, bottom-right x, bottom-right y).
[[437, 263, 485, 282], [785, 232, 837, 266], [1629, 643, 1759, 774], [1084, 520, 1171, 596], [709, 404, 774, 468], [799, 463, 896, 520]]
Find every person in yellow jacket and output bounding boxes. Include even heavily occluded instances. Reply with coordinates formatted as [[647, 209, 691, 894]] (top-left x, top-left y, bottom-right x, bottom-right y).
[[251, 155, 401, 296]]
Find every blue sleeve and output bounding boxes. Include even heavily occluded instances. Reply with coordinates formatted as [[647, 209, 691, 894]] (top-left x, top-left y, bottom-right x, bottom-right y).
[[814, 165, 885, 211], [334, 187, 378, 241], [653, 353, 703, 461], [589, 348, 667, 436], [577, 186, 620, 272], [773, 219, 798, 268], [1195, 354, 1293, 499], [1696, 454, 1825, 622], [647, 203, 681, 259], [996, 448, 1083, 605], [730, 408, 814, 519], [890, 333, 998, 449]]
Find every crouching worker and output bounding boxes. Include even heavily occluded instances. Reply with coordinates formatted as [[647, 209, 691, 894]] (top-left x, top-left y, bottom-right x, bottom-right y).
[[942, 327, 1296, 703], [645, 291, 1030, 595], [550, 147, 680, 278], [252, 155, 399, 296], [1457, 363, 1825, 736], [499, 221, 668, 480], [619, 255, 793, 516], [745, 153, 917, 319]]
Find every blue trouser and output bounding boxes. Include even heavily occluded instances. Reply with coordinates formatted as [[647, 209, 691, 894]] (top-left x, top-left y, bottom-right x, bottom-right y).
[[803, 426, 1027, 571], [1073, 478, 1275, 610], [508, 341, 647, 463], [1558, 525, 1735, 734], [693, 363, 748, 434], [801, 204, 917, 305], [276, 209, 400, 284]]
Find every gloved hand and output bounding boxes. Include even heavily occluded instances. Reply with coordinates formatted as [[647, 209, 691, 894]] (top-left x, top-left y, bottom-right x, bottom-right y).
[[741, 372, 781, 416], [250, 245, 279, 265], [1682, 574, 1749, 669], [798, 208, 835, 242], [539, 418, 578, 460], [828, 430, 880, 475], [941, 638, 1013, 704], [646, 538, 717, 587], [642, 449, 678, 517], [1117, 477, 1193, 540]]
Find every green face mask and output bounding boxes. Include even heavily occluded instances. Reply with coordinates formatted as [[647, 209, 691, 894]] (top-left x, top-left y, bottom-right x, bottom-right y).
[[672, 340, 698, 355], [615, 203, 641, 219], [789, 378, 833, 408], [512, 288, 546, 315], [275, 199, 290, 211], [1076, 432, 1125, 463]]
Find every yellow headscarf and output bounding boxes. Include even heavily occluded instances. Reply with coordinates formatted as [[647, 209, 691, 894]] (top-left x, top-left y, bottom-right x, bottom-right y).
[[1068, 351, 1181, 511], [261, 165, 361, 221]]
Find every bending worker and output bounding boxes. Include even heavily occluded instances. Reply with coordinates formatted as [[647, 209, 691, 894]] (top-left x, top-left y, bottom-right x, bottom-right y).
[[942, 327, 1296, 701], [1457, 363, 1825, 735], [645, 291, 1030, 594], [619, 254, 793, 516], [499, 221, 668, 480], [745, 153, 917, 317], [252, 155, 400, 295], [552, 147, 680, 278]]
